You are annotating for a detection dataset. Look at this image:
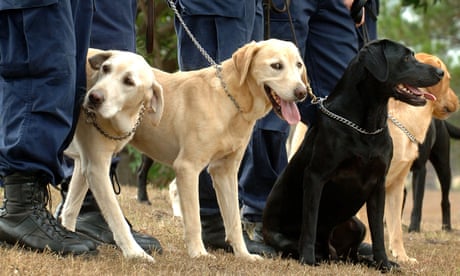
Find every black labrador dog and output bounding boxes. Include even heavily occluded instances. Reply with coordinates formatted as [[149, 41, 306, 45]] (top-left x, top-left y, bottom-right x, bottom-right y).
[[408, 119, 460, 232], [262, 39, 444, 272]]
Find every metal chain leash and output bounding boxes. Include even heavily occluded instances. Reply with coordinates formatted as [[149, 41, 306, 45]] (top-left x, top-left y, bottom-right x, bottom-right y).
[[313, 97, 385, 135], [167, 0, 242, 112], [388, 114, 419, 144], [84, 102, 145, 141]]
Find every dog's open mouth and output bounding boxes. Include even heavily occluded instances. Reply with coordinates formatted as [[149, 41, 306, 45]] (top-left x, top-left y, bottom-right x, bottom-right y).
[[265, 85, 301, 125], [394, 84, 436, 106]]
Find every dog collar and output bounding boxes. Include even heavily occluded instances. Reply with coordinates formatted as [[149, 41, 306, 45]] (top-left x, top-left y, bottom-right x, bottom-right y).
[[215, 64, 242, 112], [388, 114, 419, 144], [84, 102, 145, 141], [313, 97, 385, 135]]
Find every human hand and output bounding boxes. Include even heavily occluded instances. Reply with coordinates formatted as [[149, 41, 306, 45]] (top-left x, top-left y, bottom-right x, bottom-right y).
[[344, 0, 366, 27]]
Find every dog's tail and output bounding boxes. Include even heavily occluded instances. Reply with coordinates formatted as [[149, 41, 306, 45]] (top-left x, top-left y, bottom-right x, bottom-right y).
[[445, 121, 460, 139]]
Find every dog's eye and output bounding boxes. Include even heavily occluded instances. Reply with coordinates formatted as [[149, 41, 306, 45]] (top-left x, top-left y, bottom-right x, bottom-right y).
[[102, 64, 111, 74], [271, 63, 283, 70], [296, 62, 303, 68], [123, 76, 135, 86]]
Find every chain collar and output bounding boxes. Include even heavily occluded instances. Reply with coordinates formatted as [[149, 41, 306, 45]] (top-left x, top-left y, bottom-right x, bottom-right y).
[[313, 97, 385, 135], [215, 65, 241, 112], [84, 103, 145, 141], [388, 114, 419, 144]]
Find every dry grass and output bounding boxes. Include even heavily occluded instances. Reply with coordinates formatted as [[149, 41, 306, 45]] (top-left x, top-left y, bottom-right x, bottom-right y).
[[1, 184, 460, 275]]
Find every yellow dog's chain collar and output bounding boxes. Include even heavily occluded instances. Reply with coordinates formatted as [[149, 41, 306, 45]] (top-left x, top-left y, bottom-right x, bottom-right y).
[[388, 114, 419, 144], [312, 97, 385, 135], [84, 102, 145, 141]]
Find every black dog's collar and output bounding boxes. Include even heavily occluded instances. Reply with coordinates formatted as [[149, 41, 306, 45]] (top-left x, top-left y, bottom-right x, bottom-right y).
[[313, 97, 385, 135]]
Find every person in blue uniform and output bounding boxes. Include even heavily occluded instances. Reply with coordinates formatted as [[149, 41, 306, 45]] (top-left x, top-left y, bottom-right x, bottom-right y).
[[55, 0, 163, 254], [0, 0, 97, 255]]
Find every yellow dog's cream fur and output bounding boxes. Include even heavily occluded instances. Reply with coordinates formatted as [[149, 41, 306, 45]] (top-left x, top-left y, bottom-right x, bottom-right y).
[[61, 49, 164, 262], [130, 39, 308, 260]]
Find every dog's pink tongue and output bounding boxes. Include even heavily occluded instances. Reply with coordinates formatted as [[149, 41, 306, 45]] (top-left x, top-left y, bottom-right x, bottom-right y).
[[423, 91, 437, 101], [408, 85, 437, 101], [280, 99, 301, 125]]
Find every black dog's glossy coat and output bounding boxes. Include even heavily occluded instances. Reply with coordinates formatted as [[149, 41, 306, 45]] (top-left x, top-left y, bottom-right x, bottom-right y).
[[408, 119, 460, 232], [262, 39, 443, 271]]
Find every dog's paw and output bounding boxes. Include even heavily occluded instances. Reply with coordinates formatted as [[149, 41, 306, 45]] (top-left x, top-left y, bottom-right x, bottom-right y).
[[242, 253, 263, 261], [395, 254, 418, 263], [125, 251, 155, 263], [189, 250, 216, 259], [391, 250, 418, 263]]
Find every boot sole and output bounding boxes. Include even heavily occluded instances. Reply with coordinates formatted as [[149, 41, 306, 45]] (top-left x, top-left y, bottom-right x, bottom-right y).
[[0, 240, 99, 257]]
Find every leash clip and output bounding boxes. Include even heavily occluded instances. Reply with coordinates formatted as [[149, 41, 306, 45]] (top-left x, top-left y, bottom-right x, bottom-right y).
[[311, 96, 326, 105]]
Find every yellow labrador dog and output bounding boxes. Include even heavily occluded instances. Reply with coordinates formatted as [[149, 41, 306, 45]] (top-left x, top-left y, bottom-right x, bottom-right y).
[[61, 49, 164, 262], [130, 39, 309, 260], [357, 53, 458, 262]]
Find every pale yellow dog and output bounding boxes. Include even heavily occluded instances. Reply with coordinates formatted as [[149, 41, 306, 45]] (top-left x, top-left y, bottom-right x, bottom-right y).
[[61, 49, 164, 262]]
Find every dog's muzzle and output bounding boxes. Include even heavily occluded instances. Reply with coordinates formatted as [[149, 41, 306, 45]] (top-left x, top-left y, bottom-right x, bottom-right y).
[[87, 90, 105, 109]]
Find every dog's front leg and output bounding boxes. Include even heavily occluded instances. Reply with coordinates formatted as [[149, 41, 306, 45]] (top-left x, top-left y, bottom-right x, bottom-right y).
[[61, 157, 89, 231], [209, 157, 262, 261], [385, 168, 417, 263], [298, 171, 323, 266], [174, 160, 211, 259], [87, 153, 154, 262], [367, 180, 396, 272]]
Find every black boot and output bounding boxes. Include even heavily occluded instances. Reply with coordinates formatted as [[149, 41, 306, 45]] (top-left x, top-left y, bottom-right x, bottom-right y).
[[55, 177, 162, 254], [0, 173, 97, 255], [201, 213, 277, 257]]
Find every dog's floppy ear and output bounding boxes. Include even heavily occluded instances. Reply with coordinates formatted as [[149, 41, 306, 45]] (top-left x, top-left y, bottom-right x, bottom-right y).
[[301, 64, 309, 87], [88, 50, 112, 70], [361, 39, 389, 82], [145, 73, 164, 126], [86, 49, 110, 88], [232, 41, 259, 86]]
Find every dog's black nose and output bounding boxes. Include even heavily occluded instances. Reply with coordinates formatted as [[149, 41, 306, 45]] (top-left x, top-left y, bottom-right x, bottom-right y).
[[436, 68, 444, 78], [295, 86, 307, 101], [88, 90, 104, 106]]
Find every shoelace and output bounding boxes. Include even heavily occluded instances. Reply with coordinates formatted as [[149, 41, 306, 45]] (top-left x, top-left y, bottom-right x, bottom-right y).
[[31, 186, 71, 240]]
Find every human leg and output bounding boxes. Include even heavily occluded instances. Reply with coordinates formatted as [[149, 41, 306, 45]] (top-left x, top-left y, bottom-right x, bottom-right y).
[[55, 0, 162, 254], [0, 0, 97, 254]]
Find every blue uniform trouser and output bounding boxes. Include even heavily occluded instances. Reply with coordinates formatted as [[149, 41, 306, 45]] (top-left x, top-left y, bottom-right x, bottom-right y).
[[240, 0, 379, 221], [91, 0, 137, 52], [174, 0, 263, 71], [173, 0, 264, 215], [0, 0, 93, 185]]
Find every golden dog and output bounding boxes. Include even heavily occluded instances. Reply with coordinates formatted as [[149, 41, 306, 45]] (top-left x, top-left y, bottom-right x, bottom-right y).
[[357, 53, 458, 262], [62, 39, 309, 261], [61, 49, 164, 262]]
